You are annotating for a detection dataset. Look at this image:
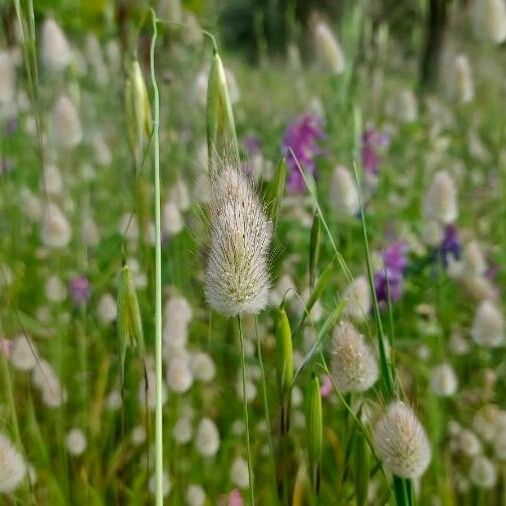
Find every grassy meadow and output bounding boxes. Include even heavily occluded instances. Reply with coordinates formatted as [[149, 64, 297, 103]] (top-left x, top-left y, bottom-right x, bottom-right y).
[[1, 1, 506, 505]]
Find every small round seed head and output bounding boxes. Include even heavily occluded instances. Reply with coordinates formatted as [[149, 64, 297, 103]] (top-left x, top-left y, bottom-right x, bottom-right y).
[[66, 428, 87, 456], [430, 363, 458, 397], [96, 293, 117, 324], [204, 167, 271, 316], [457, 429, 482, 457], [343, 276, 371, 322], [330, 165, 360, 216], [473, 404, 502, 442], [166, 352, 194, 394], [469, 455, 497, 489], [462, 240, 487, 276], [41, 202, 72, 249], [314, 21, 345, 74], [191, 352, 216, 383], [52, 95, 82, 149], [41, 18, 72, 71], [230, 456, 250, 489], [474, 0, 506, 44], [148, 471, 171, 497], [0, 432, 26, 493], [330, 321, 378, 393], [453, 54, 474, 104], [172, 416, 193, 445], [195, 417, 220, 457], [10, 335, 37, 371], [373, 401, 431, 479], [471, 300, 504, 347], [186, 484, 206, 506], [423, 170, 458, 225]]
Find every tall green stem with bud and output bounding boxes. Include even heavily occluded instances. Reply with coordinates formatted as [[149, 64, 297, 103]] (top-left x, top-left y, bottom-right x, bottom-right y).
[[149, 10, 164, 506]]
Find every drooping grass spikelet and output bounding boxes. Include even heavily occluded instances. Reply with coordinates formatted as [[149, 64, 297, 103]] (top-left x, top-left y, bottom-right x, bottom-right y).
[[204, 164, 272, 316], [373, 401, 431, 479]]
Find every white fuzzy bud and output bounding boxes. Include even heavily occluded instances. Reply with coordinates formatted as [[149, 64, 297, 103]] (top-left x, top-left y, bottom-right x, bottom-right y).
[[42, 163, 63, 196], [330, 166, 360, 216], [474, 0, 506, 44], [230, 456, 250, 489], [96, 293, 117, 324], [166, 352, 194, 393], [462, 241, 487, 276], [457, 429, 482, 457], [45, 275, 66, 303], [52, 95, 82, 149], [330, 320, 378, 392], [148, 471, 171, 497], [471, 300, 504, 348], [191, 352, 216, 383], [163, 201, 183, 236], [205, 167, 271, 316], [172, 416, 192, 445], [186, 484, 206, 506], [342, 276, 371, 322], [0, 432, 26, 493], [41, 18, 72, 71], [0, 51, 15, 105], [195, 417, 220, 457], [41, 202, 72, 249], [373, 401, 431, 479], [163, 294, 192, 349], [314, 21, 345, 74], [66, 428, 87, 456], [469, 455, 497, 489], [422, 170, 458, 224], [10, 335, 37, 371], [430, 363, 458, 397], [453, 55, 474, 104]]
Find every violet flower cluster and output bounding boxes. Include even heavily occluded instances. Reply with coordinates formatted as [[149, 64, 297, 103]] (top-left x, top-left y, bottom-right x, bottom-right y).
[[282, 114, 324, 192], [374, 241, 408, 306], [361, 126, 389, 177]]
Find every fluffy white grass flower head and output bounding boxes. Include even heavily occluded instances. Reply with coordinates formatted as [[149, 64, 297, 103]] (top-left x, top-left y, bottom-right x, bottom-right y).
[[453, 54, 474, 104], [186, 484, 206, 506], [166, 351, 194, 393], [314, 20, 346, 74], [191, 351, 216, 383], [52, 95, 82, 149], [66, 428, 87, 456], [205, 165, 271, 316], [430, 363, 458, 397], [330, 165, 360, 216], [474, 0, 506, 44], [97, 293, 117, 324], [0, 51, 15, 105], [148, 471, 171, 497], [471, 300, 504, 347], [10, 334, 37, 371], [343, 275, 371, 322], [330, 320, 378, 393], [41, 202, 72, 249], [41, 18, 72, 71], [231, 456, 250, 489], [163, 293, 192, 348], [45, 275, 66, 303], [469, 455, 497, 489], [195, 417, 220, 457], [422, 170, 458, 225], [373, 401, 431, 479], [0, 432, 26, 493]]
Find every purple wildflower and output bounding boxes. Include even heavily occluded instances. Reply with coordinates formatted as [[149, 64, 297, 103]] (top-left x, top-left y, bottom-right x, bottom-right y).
[[374, 241, 408, 305], [361, 126, 389, 177], [282, 114, 324, 192], [69, 276, 90, 305], [438, 224, 460, 266], [243, 135, 261, 156]]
